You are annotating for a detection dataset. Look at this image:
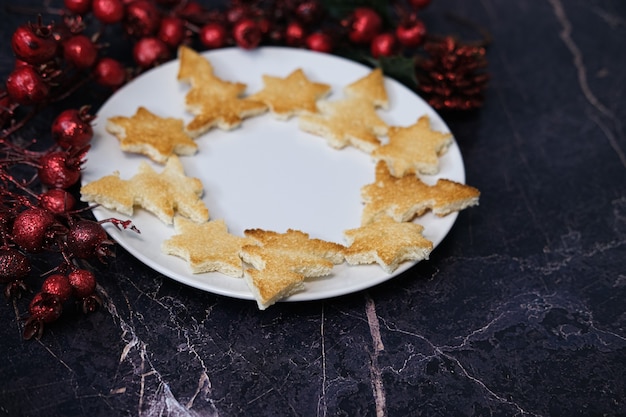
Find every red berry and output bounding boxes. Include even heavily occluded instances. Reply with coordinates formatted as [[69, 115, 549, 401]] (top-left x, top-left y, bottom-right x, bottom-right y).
[[64, 0, 92, 14], [42, 274, 73, 302], [93, 57, 126, 88], [133, 37, 170, 68], [124, 0, 161, 37], [66, 220, 113, 260], [158, 16, 186, 48], [0, 248, 31, 283], [29, 292, 63, 323], [38, 150, 84, 189], [306, 32, 332, 53], [39, 189, 77, 214], [199, 22, 227, 49], [6, 66, 50, 105], [371, 33, 397, 58], [93, 0, 125, 24], [12, 208, 56, 252], [232, 19, 262, 50], [68, 269, 97, 298], [63, 35, 98, 69], [11, 23, 58, 65], [396, 19, 426, 48], [285, 21, 306, 47], [51, 106, 94, 149], [347, 7, 382, 44]]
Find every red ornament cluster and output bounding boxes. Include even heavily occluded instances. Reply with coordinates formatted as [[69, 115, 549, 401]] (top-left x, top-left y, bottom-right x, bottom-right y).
[[417, 36, 489, 111], [1, 103, 138, 339], [1, 0, 488, 339]]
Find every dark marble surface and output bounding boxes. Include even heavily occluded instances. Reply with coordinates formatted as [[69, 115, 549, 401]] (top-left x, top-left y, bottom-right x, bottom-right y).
[[2, 1, 626, 416]]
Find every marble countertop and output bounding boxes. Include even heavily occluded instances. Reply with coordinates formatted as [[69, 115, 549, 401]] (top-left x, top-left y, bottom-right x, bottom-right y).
[[1, 1, 625, 416]]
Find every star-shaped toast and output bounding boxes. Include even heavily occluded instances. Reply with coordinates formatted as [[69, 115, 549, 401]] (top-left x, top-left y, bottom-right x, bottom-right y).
[[177, 45, 247, 96], [371, 115, 453, 176], [361, 162, 480, 224], [240, 229, 346, 309], [80, 155, 209, 224], [162, 218, 253, 277], [106, 106, 198, 163], [177, 45, 267, 137], [343, 216, 433, 273], [343, 68, 389, 109], [298, 97, 388, 153], [248, 68, 331, 119]]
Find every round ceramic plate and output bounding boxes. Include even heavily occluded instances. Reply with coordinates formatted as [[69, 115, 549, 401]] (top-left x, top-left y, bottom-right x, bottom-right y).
[[82, 46, 465, 302]]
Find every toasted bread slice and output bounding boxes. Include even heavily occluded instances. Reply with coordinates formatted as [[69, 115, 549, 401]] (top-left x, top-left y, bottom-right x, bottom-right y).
[[241, 229, 345, 309], [81, 156, 209, 224], [344, 216, 433, 273], [106, 106, 197, 163], [248, 68, 331, 120]]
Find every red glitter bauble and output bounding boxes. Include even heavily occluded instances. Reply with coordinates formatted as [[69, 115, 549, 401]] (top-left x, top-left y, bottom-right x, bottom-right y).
[[199, 22, 228, 49], [41, 274, 73, 302], [370, 32, 397, 58], [93, 57, 127, 89], [0, 247, 31, 283], [66, 220, 112, 260], [68, 269, 97, 298], [396, 18, 426, 48], [133, 37, 170, 68], [158, 16, 186, 48], [305, 32, 332, 53], [124, 0, 161, 37], [38, 150, 83, 189], [11, 23, 58, 65], [11, 208, 56, 252], [39, 189, 77, 214], [93, 0, 125, 24], [6, 66, 50, 105], [232, 19, 262, 50], [346, 7, 382, 44], [64, 0, 92, 15], [28, 292, 63, 323], [63, 35, 98, 69], [51, 106, 94, 149], [285, 21, 306, 47]]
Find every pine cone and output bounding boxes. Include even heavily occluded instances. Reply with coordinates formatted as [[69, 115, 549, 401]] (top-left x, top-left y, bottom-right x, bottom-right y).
[[416, 36, 489, 111]]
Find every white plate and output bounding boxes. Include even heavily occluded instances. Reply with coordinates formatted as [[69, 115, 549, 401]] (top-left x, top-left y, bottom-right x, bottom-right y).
[[83, 46, 465, 302]]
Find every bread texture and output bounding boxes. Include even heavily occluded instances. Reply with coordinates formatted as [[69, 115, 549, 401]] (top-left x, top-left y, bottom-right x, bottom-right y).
[[177, 45, 266, 136], [241, 229, 345, 309], [361, 162, 480, 224], [80, 155, 209, 224], [371, 115, 453, 176], [344, 68, 389, 109], [248, 68, 331, 119], [162, 218, 253, 277], [299, 97, 388, 153], [344, 216, 433, 273], [106, 106, 198, 163]]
